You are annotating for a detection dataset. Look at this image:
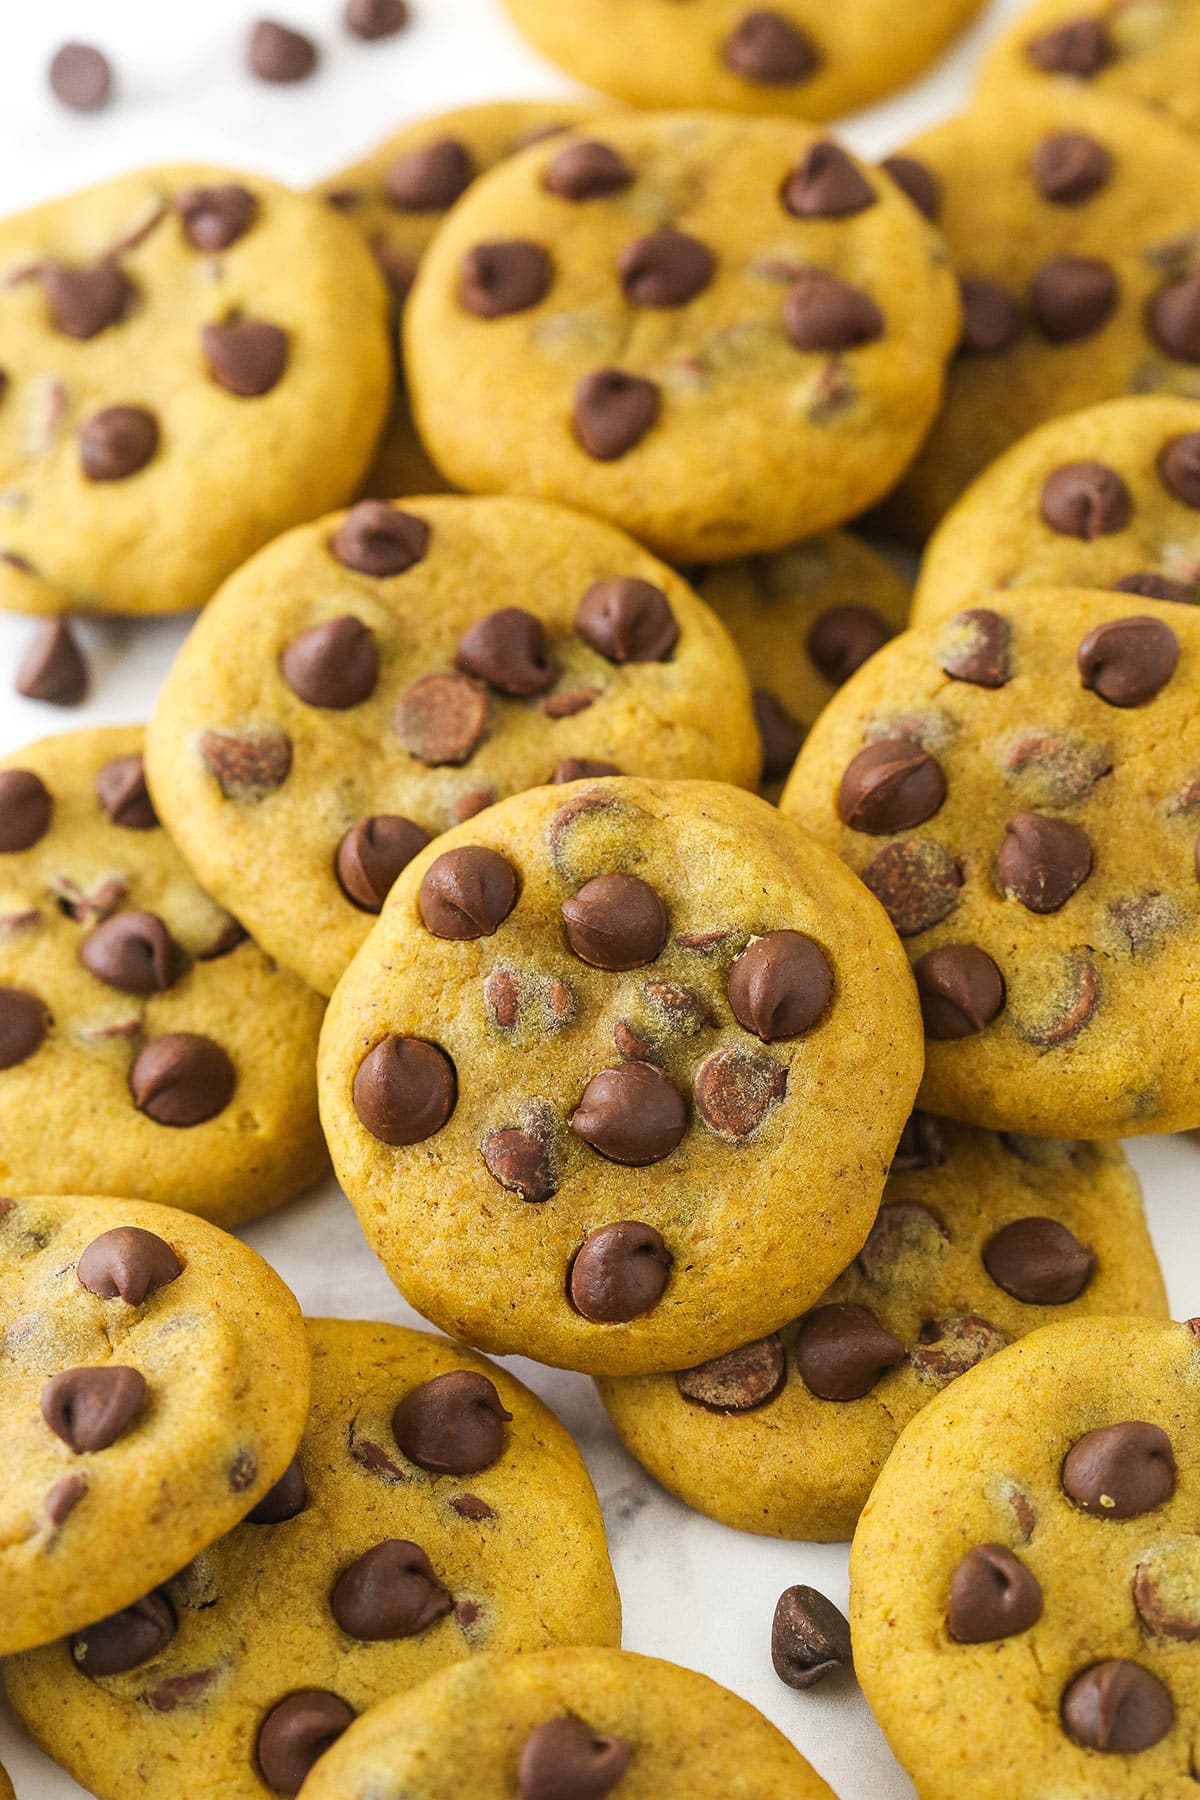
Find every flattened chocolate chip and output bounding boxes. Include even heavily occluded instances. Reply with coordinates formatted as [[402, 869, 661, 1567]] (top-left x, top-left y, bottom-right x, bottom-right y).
[[353, 1035, 456, 1144], [727, 930, 832, 1040], [331, 1539, 452, 1640], [394, 1370, 512, 1475], [247, 19, 318, 82], [246, 1455, 308, 1524], [331, 501, 430, 576], [1115, 571, 1196, 603], [553, 759, 621, 784], [1062, 1421, 1176, 1517], [772, 1585, 852, 1689], [96, 753, 156, 828], [42, 1364, 146, 1452], [482, 1121, 558, 1202], [256, 1691, 356, 1795], [199, 727, 293, 800], [839, 737, 946, 834], [914, 945, 1005, 1040], [1078, 615, 1179, 705], [795, 1303, 905, 1401], [722, 9, 819, 83], [460, 240, 552, 318], [863, 840, 962, 938], [176, 184, 257, 252], [572, 1063, 686, 1164], [396, 672, 489, 767], [42, 261, 132, 340], [997, 813, 1092, 913], [73, 1593, 175, 1677], [1041, 462, 1132, 539], [518, 1718, 631, 1800], [912, 1314, 1007, 1385], [1158, 432, 1200, 507], [456, 607, 557, 695], [129, 1033, 236, 1126], [983, 1217, 1095, 1305], [807, 604, 891, 688], [576, 577, 677, 663], [562, 873, 667, 970], [1033, 132, 1112, 205], [280, 616, 378, 710], [890, 1110, 944, 1172], [202, 318, 288, 397], [1148, 273, 1200, 362], [77, 1226, 183, 1305], [543, 140, 633, 201], [1015, 952, 1101, 1048], [1030, 255, 1117, 342], [385, 138, 475, 211], [79, 405, 159, 481], [937, 608, 1013, 688], [1027, 18, 1113, 75], [336, 815, 428, 912], [677, 1334, 786, 1413], [48, 41, 112, 110], [959, 278, 1023, 355], [693, 1046, 786, 1141], [419, 846, 518, 939], [947, 1545, 1043, 1644], [568, 1219, 673, 1320], [1062, 1661, 1174, 1754], [0, 768, 52, 850], [344, 0, 409, 38], [573, 369, 661, 461], [882, 155, 941, 222], [784, 272, 884, 352], [0, 987, 47, 1068], [46, 1472, 88, 1525], [618, 229, 714, 307], [16, 618, 88, 706], [754, 690, 803, 782], [80, 910, 179, 993], [450, 1493, 495, 1520], [783, 142, 876, 219]]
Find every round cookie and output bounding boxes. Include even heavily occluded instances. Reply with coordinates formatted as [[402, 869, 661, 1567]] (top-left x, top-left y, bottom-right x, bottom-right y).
[[782, 589, 1200, 1137], [698, 532, 911, 792], [5, 1318, 620, 1800], [0, 727, 327, 1223], [318, 776, 924, 1376], [500, 0, 985, 121], [404, 112, 961, 564], [0, 165, 391, 617], [598, 1119, 1166, 1542], [883, 89, 1200, 540], [297, 1647, 836, 1799], [851, 1316, 1200, 1800], [0, 1192, 309, 1656], [145, 496, 760, 997], [914, 395, 1200, 623]]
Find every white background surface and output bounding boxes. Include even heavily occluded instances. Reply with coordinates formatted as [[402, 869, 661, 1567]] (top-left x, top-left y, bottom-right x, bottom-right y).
[[0, 3, 1196, 1795]]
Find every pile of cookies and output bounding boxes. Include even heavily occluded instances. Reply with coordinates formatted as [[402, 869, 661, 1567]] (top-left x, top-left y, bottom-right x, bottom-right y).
[[2, 1, 1200, 1794]]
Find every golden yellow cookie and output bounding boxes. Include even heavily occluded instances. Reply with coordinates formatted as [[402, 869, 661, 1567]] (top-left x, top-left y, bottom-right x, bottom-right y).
[[405, 113, 960, 563], [599, 1119, 1166, 1542], [914, 395, 1200, 623], [318, 776, 923, 1376], [0, 165, 391, 617], [0, 1192, 309, 1656], [298, 1647, 836, 1799], [0, 1764, 11, 1800], [885, 89, 1200, 540], [0, 728, 327, 1223], [783, 589, 1200, 1137], [5, 1318, 619, 1800], [852, 1316, 1200, 1800], [145, 496, 759, 997]]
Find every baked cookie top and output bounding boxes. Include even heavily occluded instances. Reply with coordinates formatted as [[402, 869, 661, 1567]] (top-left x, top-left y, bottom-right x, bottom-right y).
[[0, 1192, 309, 1657], [598, 1120, 1166, 1542], [782, 589, 1200, 1137], [0, 727, 327, 1224], [5, 1318, 620, 1800], [0, 164, 391, 616], [851, 1317, 1200, 1800], [404, 112, 960, 563], [144, 495, 760, 997], [318, 776, 923, 1376]]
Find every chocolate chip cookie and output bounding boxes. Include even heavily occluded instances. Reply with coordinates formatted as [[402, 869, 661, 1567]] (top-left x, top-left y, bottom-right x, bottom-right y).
[[0, 727, 327, 1222], [318, 776, 923, 1376], [6, 1318, 620, 1799], [404, 113, 960, 563], [0, 1192, 309, 1656], [0, 1764, 11, 1800], [0, 164, 391, 617], [145, 496, 760, 996], [598, 1120, 1166, 1542], [851, 1316, 1200, 1800], [882, 89, 1200, 539], [782, 589, 1200, 1136]]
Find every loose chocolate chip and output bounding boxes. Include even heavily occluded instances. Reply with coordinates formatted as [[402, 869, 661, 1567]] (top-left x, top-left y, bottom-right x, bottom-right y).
[[1030, 255, 1117, 342], [561, 873, 667, 970], [947, 1545, 1043, 1644], [42, 261, 132, 340], [129, 1033, 236, 1126], [693, 1046, 786, 1142], [16, 618, 88, 706], [331, 1538, 452, 1640], [1116, 572, 1196, 603], [247, 19, 318, 82], [1062, 1421, 1177, 1517], [460, 240, 553, 318], [838, 737, 946, 834], [48, 42, 113, 111], [882, 155, 942, 222], [386, 138, 475, 210], [42, 1364, 146, 1452], [890, 1110, 945, 1173], [937, 608, 1013, 688], [77, 1226, 183, 1306], [0, 768, 52, 851], [1061, 1661, 1174, 1754], [246, 1455, 308, 1523], [783, 142, 876, 219], [518, 1718, 631, 1800], [0, 988, 47, 1068], [795, 1303, 905, 1401], [573, 369, 661, 461], [79, 405, 159, 481], [1032, 131, 1112, 205], [863, 839, 962, 938], [331, 501, 430, 578], [914, 945, 1005, 1040], [344, 0, 409, 38], [722, 8, 819, 83], [395, 673, 489, 765], [482, 1123, 558, 1201], [45, 1473, 88, 1526], [456, 607, 557, 695], [280, 616, 378, 710], [80, 910, 180, 993], [256, 1691, 356, 1795], [983, 1217, 1095, 1305], [997, 813, 1092, 914], [202, 318, 288, 398], [618, 229, 714, 307], [1148, 273, 1200, 362], [784, 272, 884, 353], [1159, 433, 1200, 510], [353, 1035, 456, 1145], [1041, 462, 1132, 539], [572, 1064, 686, 1165], [543, 140, 633, 201], [176, 185, 258, 252], [336, 816, 428, 912], [1027, 18, 1113, 75], [754, 690, 803, 783], [419, 846, 518, 939], [73, 1593, 175, 1677], [394, 1370, 512, 1475], [807, 605, 891, 687], [1078, 615, 1179, 705], [959, 278, 1023, 355], [96, 753, 156, 828], [568, 1219, 673, 1320], [727, 931, 832, 1041], [772, 1585, 853, 1689], [676, 1334, 786, 1413], [576, 577, 678, 663], [553, 759, 622, 784]]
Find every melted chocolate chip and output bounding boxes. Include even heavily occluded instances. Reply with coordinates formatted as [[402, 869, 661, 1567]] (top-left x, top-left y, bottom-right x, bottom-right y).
[[561, 873, 667, 970], [543, 140, 633, 201], [573, 369, 660, 460], [0, 768, 52, 850], [42, 260, 132, 340], [42, 1364, 146, 1452], [256, 1691, 356, 1795], [890, 1110, 945, 1173], [795, 1303, 905, 1401], [838, 737, 947, 834], [619, 229, 714, 307], [395, 672, 489, 765], [518, 1718, 631, 1800], [807, 604, 891, 687], [1041, 462, 1132, 539], [1027, 18, 1113, 75], [176, 185, 258, 252], [0, 987, 48, 1068], [419, 846, 518, 939], [330, 1539, 452, 1640], [456, 607, 557, 695], [553, 759, 622, 784], [77, 1226, 183, 1305], [80, 910, 180, 993], [246, 1455, 308, 1524], [73, 1593, 175, 1677], [199, 728, 292, 801], [1078, 616, 1179, 705], [937, 608, 1013, 688], [572, 1063, 686, 1165], [385, 138, 475, 210], [863, 839, 962, 938], [1029, 255, 1117, 341], [754, 689, 804, 782], [45, 1473, 88, 1526], [784, 272, 884, 352], [983, 1217, 1095, 1305], [393, 1370, 512, 1475], [1158, 432, 1200, 507], [1148, 273, 1200, 362], [202, 319, 288, 396], [772, 1585, 853, 1689], [1061, 1661, 1174, 1754], [79, 405, 159, 481], [482, 1121, 559, 1202], [693, 1046, 786, 1141], [727, 930, 832, 1040], [959, 279, 1023, 355], [460, 240, 553, 318], [722, 9, 819, 83], [1115, 572, 1196, 603], [568, 1220, 673, 1321], [947, 1545, 1043, 1643], [914, 945, 1005, 1039], [912, 1314, 1007, 1385], [336, 815, 428, 912], [130, 1033, 235, 1126], [1061, 1421, 1177, 1517], [1032, 131, 1112, 205], [676, 1334, 786, 1413], [95, 754, 156, 828], [882, 155, 942, 221], [331, 501, 430, 576], [247, 19, 318, 82], [996, 813, 1092, 913], [16, 618, 88, 706]]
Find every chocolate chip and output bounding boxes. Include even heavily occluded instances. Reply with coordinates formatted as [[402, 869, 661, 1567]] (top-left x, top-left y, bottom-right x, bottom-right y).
[[983, 1217, 1095, 1305], [727, 931, 832, 1041], [0, 768, 52, 850], [882, 155, 941, 221], [48, 42, 113, 111], [693, 1045, 786, 1141], [1014, 951, 1101, 1048], [937, 608, 1013, 688], [46, 1472, 88, 1526], [1032, 131, 1112, 205], [79, 405, 159, 481], [395, 672, 489, 765], [1002, 731, 1111, 804], [393, 1370, 512, 1475], [247, 19, 318, 82], [0, 988, 47, 1068], [450, 1493, 495, 1520], [807, 604, 891, 688], [676, 1334, 786, 1413], [1078, 615, 1179, 705], [794, 1303, 905, 1401], [331, 501, 430, 577], [460, 240, 553, 318], [568, 1219, 673, 1320], [573, 369, 661, 461], [618, 229, 714, 307], [518, 1718, 631, 1800], [42, 261, 132, 340], [1134, 1543, 1200, 1639], [722, 9, 820, 83], [386, 138, 475, 211], [543, 140, 633, 201], [784, 272, 884, 353], [42, 1364, 146, 1452], [890, 1110, 944, 1173], [772, 1585, 852, 1689], [1061, 1661, 1174, 1754], [73, 1593, 175, 1677], [915, 945, 1005, 1040], [96, 754, 156, 828], [572, 1063, 686, 1164], [419, 846, 518, 940], [198, 727, 293, 801], [482, 1121, 559, 1202], [1116, 572, 1196, 603], [1159, 431, 1200, 507], [129, 1033, 236, 1126], [353, 1036, 456, 1144], [838, 737, 946, 834], [76, 1225, 183, 1307], [280, 616, 378, 710], [1148, 273, 1200, 361], [331, 1538, 452, 1640], [1061, 1421, 1177, 1517], [202, 318, 288, 397], [996, 813, 1092, 913], [246, 1455, 308, 1523], [754, 690, 803, 782], [858, 1202, 950, 1282], [344, 0, 409, 38], [863, 839, 962, 938], [947, 1545, 1043, 1644], [1041, 462, 1132, 539], [336, 815, 428, 911], [16, 618, 88, 706], [176, 185, 258, 252], [576, 577, 678, 663], [1030, 255, 1117, 342], [553, 759, 621, 784], [80, 910, 180, 993], [912, 1314, 1007, 1385], [256, 1691, 356, 1795], [1027, 18, 1113, 75], [959, 278, 1023, 355], [456, 607, 557, 695], [783, 142, 876, 219], [561, 873, 667, 970]]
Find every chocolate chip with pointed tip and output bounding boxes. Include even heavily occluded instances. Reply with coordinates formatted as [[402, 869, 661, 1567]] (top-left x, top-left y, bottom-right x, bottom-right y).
[[1061, 1660, 1174, 1754], [42, 261, 132, 339], [1061, 1421, 1177, 1517], [727, 931, 832, 1041], [483, 1123, 558, 1202], [576, 577, 678, 662], [419, 846, 518, 939], [997, 813, 1092, 913], [983, 1217, 1095, 1305], [914, 944, 1005, 1040], [937, 608, 1013, 687], [959, 278, 1023, 355], [77, 1226, 183, 1305], [1158, 432, 1200, 507], [1029, 255, 1117, 341], [1148, 272, 1200, 362], [281, 615, 378, 709], [202, 318, 288, 397], [618, 229, 714, 307], [772, 1585, 853, 1689], [569, 1219, 673, 1320], [1027, 17, 1113, 75], [722, 9, 820, 83], [330, 1538, 453, 1640], [16, 618, 88, 706], [794, 1302, 905, 1401], [882, 155, 941, 221], [783, 142, 876, 219], [573, 369, 660, 460], [1115, 572, 1196, 604], [0, 987, 48, 1068], [1078, 615, 1179, 706], [562, 873, 667, 970], [336, 815, 429, 911], [460, 240, 553, 318], [256, 1691, 356, 1795], [807, 604, 891, 687], [543, 140, 633, 201], [331, 501, 430, 576], [73, 1593, 175, 1678], [839, 737, 946, 834], [176, 184, 258, 251], [353, 1035, 457, 1145], [1032, 131, 1112, 205], [79, 405, 159, 481], [95, 753, 156, 828], [80, 910, 180, 993], [456, 607, 557, 695], [518, 1717, 631, 1800], [890, 1110, 944, 1173], [245, 1455, 308, 1523], [1041, 462, 1132, 539], [129, 1033, 236, 1126], [0, 768, 53, 850], [572, 1064, 686, 1165], [42, 1364, 147, 1452], [784, 272, 884, 352], [247, 19, 318, 82], [393, 1370, 512, 1475], [948, 1545, 1043, 1644]]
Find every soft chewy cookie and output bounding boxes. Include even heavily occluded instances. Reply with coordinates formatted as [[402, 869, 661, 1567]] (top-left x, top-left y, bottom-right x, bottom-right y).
[[914, 396, 1200, 622], [698, 532, 911, 792], [884, 89, 1200, 540], [501, 0, 985, 121], [404, 113, 960, 563], [782, 590, 1200, 1137], [851, 1317, 1200, 1800], [297, 1647, 835, 1799], [0, 1192, 309, 1656], [0, 165, 391, 617], [145, 496, 759, 997], [318, 776, 923, 1376], [5, 1318, 620, 1800], [0, 728, 326, 1223], [598, 1120, 1166, 1542]]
